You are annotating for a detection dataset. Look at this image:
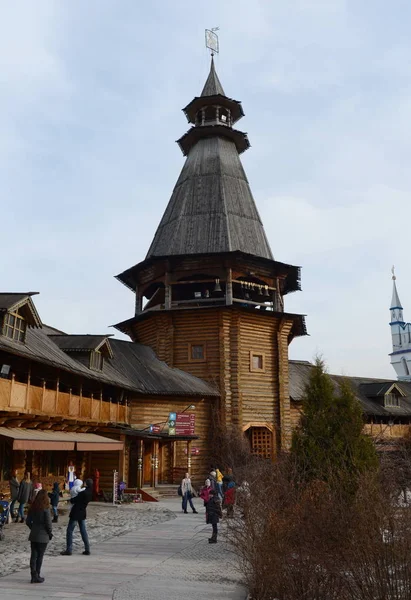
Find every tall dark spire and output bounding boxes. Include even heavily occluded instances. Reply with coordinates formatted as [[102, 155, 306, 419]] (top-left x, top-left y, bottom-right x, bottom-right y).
[[200, 56, 225, 96], [144, 59, 273, 261]]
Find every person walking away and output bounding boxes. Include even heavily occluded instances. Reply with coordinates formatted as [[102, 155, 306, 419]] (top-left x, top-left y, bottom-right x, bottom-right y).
[[181, 473, 198, 514], [48, 482, 60, 522], [222, 467, 234, 493], [118, 480, 126, 503], [9, 470, 19, 519], [16, 472, 32, 523], [223, 481, 236, 518], [61, 478, 93, 556], [26, 489, 53, 584], [209, 470, 217, 493], [215, 467, 224, 499], [199, 479, 213, 507], [206, 489, 223, 543]]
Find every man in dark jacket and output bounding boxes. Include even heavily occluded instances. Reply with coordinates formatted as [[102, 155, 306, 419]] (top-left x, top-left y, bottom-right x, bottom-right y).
[[16, 472, 32, 523], [9, 470, 19, 518], [61, 478, 93, 556], [205, 489, 223, 544]]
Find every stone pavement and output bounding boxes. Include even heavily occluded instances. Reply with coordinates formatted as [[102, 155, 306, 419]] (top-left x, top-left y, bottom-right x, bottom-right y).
[[0, 498, 246, 600]]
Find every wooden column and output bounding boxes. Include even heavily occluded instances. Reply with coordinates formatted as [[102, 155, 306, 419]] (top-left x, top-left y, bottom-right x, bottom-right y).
[[135, 285, 143, 315], [119, 434, 126, 479], [277, 319, 293, 452], [55, 377, 59, 414], [137, 439, 143, 489], [171, 441, 176, 484], [151, 440, 159, 488], [165, 273, 172, 310], [41, 380, 46, 412], [187, 440, 192, 473], [226, 268, 233, 305], [25, 368, 31, 410]]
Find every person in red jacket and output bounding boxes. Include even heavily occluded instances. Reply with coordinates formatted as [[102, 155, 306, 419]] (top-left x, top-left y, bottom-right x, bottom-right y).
[[199, 479, 213, 506], [223, 481, 236, 518]]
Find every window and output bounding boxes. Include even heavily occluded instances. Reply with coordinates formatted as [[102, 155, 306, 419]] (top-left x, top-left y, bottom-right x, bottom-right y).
[[385, 393, 400, 408], [90, 350, 104, 371], [189, 343, 206, 362], [248, 427, 273, 460], [250, 351, 265, 372], [3, 312, 26, 342]]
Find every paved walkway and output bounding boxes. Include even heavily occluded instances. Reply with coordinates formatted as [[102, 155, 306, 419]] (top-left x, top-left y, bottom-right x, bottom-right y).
[[0, 498, 246, 600]]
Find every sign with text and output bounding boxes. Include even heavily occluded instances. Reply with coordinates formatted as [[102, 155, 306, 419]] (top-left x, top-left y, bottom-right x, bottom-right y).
[[184, 447, 200, 455], [150, 424, 161, 434], [168, 412, 195, 436], [176, 412, 195, 435]]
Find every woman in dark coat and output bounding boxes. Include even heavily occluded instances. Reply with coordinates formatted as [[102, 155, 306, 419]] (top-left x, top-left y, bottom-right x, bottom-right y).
[[48, 482, 60, 523], [61, 478, 93, 556], [205, 489, 223, 544], [16, 471, 32, 523], [26, 489, 53, 584]]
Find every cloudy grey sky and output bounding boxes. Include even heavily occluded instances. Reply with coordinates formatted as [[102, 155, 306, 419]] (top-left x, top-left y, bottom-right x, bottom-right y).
[[1, 0, 410, 379]]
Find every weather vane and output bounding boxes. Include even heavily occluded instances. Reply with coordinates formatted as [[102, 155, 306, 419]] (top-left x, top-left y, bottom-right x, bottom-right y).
[[205, 27, 220, 56], [392, 265, 396, 281]]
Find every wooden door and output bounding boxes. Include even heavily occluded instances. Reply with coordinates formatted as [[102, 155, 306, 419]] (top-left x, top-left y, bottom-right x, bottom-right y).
[[143, 442, 152, 486]]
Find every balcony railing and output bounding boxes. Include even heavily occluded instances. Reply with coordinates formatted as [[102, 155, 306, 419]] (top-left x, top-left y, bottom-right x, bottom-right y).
[[0, 376, 129, 424]]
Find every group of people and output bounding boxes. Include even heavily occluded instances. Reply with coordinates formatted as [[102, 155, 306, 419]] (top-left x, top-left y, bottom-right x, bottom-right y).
[[8, 470, 94, 584], [180, 465, 236, 544]]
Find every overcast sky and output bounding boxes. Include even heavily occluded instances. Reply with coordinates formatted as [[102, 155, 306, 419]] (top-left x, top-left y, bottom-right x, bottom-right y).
[[1, 0, 410, 379]]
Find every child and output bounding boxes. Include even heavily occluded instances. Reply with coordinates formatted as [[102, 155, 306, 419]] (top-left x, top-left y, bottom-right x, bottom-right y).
[[118, 480, 126, 503], [199, 478, 213, 506], [70, 479, 84, 499], [48, 482, 60, 523], [205, 489, 222, 544]]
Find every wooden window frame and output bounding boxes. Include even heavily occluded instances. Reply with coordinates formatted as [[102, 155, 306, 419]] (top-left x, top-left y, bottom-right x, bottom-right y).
[[384, 393, 400, 408], [89, 350, 104, 372], [3, 311, 26, 343], [188, 343, 206, 363], [250, 351, 265, 372]]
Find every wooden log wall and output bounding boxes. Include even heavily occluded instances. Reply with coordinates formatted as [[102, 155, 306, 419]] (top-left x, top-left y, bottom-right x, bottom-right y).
[[89, 450, 120, 494], [128, 395, 214, 484], [133, 307, 296, 456]]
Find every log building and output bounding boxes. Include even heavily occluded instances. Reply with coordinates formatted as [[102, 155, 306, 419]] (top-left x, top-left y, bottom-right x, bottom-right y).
[[1, 59, 407, 496]]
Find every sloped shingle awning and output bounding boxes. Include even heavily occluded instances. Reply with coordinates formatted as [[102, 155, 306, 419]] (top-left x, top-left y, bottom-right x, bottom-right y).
[[0, 428, 124, 451]]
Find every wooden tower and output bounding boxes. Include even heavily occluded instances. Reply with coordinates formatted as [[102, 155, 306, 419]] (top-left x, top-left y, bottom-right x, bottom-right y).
[[115, 58, 306, 458]]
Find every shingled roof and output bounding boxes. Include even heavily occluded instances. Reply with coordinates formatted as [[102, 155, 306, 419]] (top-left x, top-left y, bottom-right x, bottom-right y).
[[289, 360, 411, 417], [146, 136, 273, 259], [144, 58, 274, 262], [49, 334, 113, 356], [0, 327, 218, 398], [201, 56, 225, 96]]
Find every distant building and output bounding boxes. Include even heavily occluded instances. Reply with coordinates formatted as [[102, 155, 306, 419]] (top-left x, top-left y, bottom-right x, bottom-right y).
[[389, 271, 411, 381]]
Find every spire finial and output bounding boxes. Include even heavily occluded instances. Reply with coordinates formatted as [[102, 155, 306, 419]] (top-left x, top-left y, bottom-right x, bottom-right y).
[[205, 28, 219, 57], [392, 265, 396, 281]]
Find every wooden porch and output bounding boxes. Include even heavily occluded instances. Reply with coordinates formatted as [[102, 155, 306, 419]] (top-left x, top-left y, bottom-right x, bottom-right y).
[[0, 376, 129, 425]]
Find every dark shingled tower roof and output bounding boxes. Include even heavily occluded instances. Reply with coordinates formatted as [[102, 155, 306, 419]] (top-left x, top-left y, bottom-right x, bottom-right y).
[[145, 59, 274, 261], [200, 56, 225, 96]]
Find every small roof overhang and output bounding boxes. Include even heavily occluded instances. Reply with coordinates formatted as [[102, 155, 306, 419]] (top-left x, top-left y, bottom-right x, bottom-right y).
[[177, 125, 250, 156], [0, 428, 124, 451]]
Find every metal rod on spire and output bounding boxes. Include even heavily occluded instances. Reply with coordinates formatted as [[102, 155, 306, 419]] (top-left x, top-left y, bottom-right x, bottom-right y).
[[392, 265, 396, 281], [205, 28, 220, 57]]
